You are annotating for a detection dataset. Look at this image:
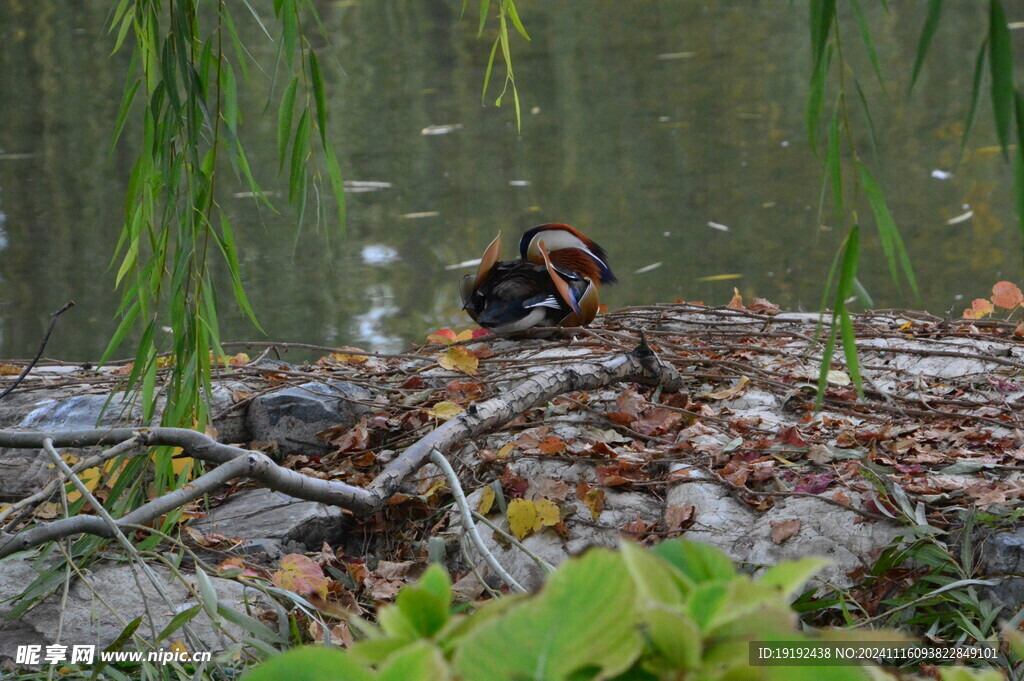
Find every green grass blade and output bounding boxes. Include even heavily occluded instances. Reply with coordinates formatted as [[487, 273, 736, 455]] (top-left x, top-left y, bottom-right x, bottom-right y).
[[857, 162, 919, 296], [826, 105, 843, 224], [277, 76, 299, 172], [958, 38, 989, 166], [816, 226, 860, 407], [989, 0, 1014, 159], [482, 35, 500, 103], [478, 0, 491, 36], [324, 137, 347, 230], [840, 307, 864, 399], [505, 0, 530, 40], [910, 0, 943, 92], [806, 47, 831, 155], [808, 0, 835, 74], [850, 0, 884, 89], [1014, 92, 1024, 238], [309, 50, 328, 145], [289, 108, 311, 203]]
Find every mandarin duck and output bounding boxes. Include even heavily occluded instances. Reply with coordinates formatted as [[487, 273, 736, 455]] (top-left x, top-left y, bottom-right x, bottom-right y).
[[460, 223, 616, 333]]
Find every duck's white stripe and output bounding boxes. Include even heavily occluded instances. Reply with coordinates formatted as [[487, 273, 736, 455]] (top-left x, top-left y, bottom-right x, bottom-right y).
[[488, 308, 549, 334]]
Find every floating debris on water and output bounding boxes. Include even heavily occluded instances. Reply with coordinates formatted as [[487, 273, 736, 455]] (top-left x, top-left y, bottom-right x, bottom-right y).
[[696, 273, 742, 282], [947, 210, 974, 225], [401, 211, 440, 219], [931, 169, 953, 180], [361, 244, 399, 265], [656, 52, 696, 60], [708, 221, 729, 232], [509, 180, 531, 187], [344, 181, 393, 193], [421, 124, 463, 136], [634, 262, 663, 274], [445, 258, 482, 271]]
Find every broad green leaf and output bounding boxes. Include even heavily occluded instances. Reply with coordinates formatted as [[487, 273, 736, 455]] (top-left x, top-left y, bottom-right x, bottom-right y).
[[989, 0, 1013, 158], [378, 641, 451, 681], [643, 605, 701, 672], [758, 558, 830, 599], [651, 538, 736, 584], [239, 646, 373, 681], [910, 0, 943, 91], [621, 540, 691, 607], [453, 548, 642, 681], [687, 582, 731, 631], [393, 565, 452, 638]]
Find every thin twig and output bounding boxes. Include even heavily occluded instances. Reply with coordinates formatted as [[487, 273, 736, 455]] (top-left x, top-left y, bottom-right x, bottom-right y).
[[0, 301, 74, 401], [430, 449, 525, 593]]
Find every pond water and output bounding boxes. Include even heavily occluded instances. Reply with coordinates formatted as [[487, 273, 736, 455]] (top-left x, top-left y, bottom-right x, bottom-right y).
[[1, 1, 1021, 360]]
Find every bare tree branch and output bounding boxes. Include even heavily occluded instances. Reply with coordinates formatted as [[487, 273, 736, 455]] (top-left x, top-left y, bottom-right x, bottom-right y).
[[0, 341, 681, 558]]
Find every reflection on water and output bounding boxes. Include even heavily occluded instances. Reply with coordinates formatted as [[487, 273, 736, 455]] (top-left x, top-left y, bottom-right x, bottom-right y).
[[0, 1, 1021, 360]]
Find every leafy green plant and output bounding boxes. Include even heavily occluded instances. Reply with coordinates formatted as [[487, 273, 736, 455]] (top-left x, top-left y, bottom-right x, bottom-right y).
[[238, 539, 1004, 681]]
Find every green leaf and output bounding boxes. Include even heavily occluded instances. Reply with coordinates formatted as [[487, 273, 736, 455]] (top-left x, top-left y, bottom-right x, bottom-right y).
[[393, 564, 452, 638], [478, 0, 491, 36], [309, 50, 328, 145], [621, 540, 692, 607], [806, 46, 831, 154], [808, 0, 836, 75], [156, 604, 202, 644], [504, 0, 530, 40], [289, 109, 312, 203], [643, 605, 702, 672], [687, 582, 731, 631], [989, 0, 1014, 158], [1015, 92, 1024, 238], [651, 538, 736, 584], [278, 78, 299, 172], [216, 603, 285, 644], [222, 62, 238, 134], [323, 138, 346, 230], [826, 105, 843, 224], [239, 646, 373, 681], [453, 548, 642, 681], [840, 306, 864, 399], [849, 0, 884, 89], [858, 163, 918, 296], [378, 641, 451, 681], [959, 38, 989, 164], [109, 79, 140, 157], [910, 0, 943, 91], [482, 36, 500, 103], [758, 558, 830, 599]]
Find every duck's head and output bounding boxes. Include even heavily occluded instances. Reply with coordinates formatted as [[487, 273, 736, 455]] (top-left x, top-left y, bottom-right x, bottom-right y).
[[520, 223, 617, 286]]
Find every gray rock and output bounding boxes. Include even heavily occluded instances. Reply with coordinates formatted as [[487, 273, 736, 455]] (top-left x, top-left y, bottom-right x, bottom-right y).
[[245, 381, 374, 455], [665, 466, 903, 588], [191, 487, 347, 556], [979, 529, 1024, 607], [0, 553, 269, 661]]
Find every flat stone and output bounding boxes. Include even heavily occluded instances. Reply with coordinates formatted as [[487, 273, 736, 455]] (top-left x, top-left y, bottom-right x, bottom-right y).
[[245, 381, 374, 455], [191, 487, 347, 556], [979, 529, 1024, 607], [0, 553, 268, 662]]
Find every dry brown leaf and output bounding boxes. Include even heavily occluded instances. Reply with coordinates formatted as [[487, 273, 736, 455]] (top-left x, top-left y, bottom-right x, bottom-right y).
[[769, 518, 801, 544], [706, 375, 750, 400]]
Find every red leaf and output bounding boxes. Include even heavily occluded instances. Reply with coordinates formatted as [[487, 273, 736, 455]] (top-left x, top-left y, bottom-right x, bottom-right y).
[[776, 426, 808, 447], [991, 281, 1024, 309], [792, 473, 834, 494]]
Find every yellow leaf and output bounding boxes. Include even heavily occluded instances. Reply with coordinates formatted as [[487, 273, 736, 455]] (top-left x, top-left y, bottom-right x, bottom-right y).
[[438, 346, 479, 375], [706, 375, 750, 400], [170, 641, 188, 655], [496, 443, 514, 459], [428, 401, 464, 420], [506, 498, 536, 540], [826, 370, 850, 386], [455, 329, 475, 342], [272, 553, 329, 599], [533, 498, 560, 531], [477, 486, 495, 515], [898, 321, 913, 331]]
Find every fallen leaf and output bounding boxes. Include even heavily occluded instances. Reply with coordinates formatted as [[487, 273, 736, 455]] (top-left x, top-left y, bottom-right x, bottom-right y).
[[0, 363, 21, 376], [477, 485, 496, 514], [439, 346, 479, 375], [427, 329, 458, 344], [769, 519, 801, 544], [507, 498, 536, 540], [538, 436, 566, 455], [748, 297, 780, 314], [532, 498, 561, 531], [273, 554, 329, 599], [963, 298, 994, 319], [496, 443, 514, 459], [663, 504, 695, 533], [991, 281, 1024, 309], [776, 425, 809, 447], [428, 401, 464, 420], [727, 288, 744, 309], [706, 375, 750, 400]]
